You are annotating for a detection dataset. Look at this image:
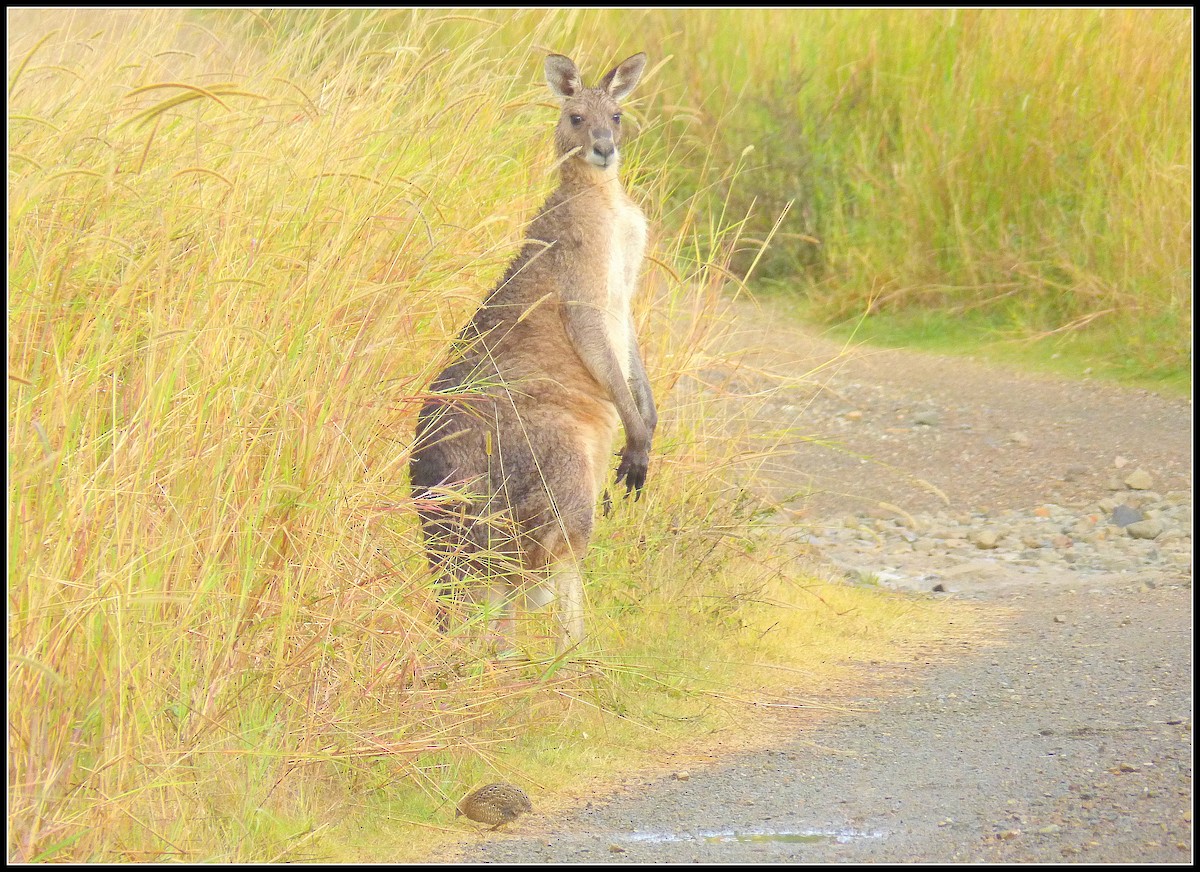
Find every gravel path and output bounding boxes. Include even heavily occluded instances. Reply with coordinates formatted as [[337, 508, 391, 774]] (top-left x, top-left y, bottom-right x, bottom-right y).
[[446, 303, 1193, 863]]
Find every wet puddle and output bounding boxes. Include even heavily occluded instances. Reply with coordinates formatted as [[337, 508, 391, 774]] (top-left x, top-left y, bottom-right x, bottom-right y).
[[622, 827, 884, 846]]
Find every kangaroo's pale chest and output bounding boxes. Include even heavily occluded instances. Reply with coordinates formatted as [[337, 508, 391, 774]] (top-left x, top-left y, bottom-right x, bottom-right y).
[[604, 200, 647, 380]]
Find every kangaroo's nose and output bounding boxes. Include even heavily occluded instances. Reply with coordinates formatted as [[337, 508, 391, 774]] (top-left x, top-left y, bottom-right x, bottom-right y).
[[591, 131, 614, 161]]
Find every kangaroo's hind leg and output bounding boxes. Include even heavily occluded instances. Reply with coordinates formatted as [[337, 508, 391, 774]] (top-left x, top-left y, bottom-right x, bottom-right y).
[[520, 558, 584, 654], [417, 499, 522, 649], [549, 560, 585, 654], [415, 509, 469, 634], [523, 483, 595, 654]]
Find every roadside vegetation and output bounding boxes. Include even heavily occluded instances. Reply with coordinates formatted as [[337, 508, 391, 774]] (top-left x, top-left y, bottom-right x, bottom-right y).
[[9, 7, 1179, 862], [682, 8, 1191, 391]]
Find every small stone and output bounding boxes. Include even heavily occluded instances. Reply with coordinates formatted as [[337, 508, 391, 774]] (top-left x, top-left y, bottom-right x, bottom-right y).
[[672, 771, 690, 781], [1111, 505, 1144, 527], [845, 410, 863, 421], [1054, 615, 1067, 623], [913, 410, 939, 426], [609, 844, 626, 853], [1126, 520, 1163, 540], [931, 583, 946, 593], [1063, 464, 1088, 481], [971, 529, 1001, 549], [1070, 519, 1096, 536], [1124, 469, 1154, 490], [1035, 824, 1061, 835], [1009, 431, 1031, 447], [1114, 455, 1128, 468], [1113, 762, 1140, 773]]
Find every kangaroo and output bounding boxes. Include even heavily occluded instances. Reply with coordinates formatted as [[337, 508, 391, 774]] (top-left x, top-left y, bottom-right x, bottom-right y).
[[409, 52, 656, 653]]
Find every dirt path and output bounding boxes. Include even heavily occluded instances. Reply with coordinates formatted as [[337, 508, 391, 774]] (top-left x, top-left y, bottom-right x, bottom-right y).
[[448, 301, 1193, 863]]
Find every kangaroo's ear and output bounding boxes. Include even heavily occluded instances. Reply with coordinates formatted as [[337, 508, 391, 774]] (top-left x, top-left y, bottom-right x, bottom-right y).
[[599, 52, 647, 100], [545, 54, 582, 99]]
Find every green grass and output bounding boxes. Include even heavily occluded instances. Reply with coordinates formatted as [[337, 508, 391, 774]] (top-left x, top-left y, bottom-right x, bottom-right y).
[[834, 308, 1193, 397], [758, 280, 1192, 397], [681, 9, 1192, 384]]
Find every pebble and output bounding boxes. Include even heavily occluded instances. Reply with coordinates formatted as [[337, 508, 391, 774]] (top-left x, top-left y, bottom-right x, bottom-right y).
[[1125, 520, 1163, 541], [805, 479, 1189, 585], [913, 410, 940, 426], [971, 529, 1001, 550], [1124, 469, 1154, 490], [1063, 464, 1088, 481], [1111, 505, 1143, 527]]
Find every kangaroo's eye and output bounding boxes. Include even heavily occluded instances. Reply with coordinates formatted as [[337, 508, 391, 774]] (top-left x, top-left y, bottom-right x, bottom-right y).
[[612, 113, 622, 124], [569, 114, 583, 126]]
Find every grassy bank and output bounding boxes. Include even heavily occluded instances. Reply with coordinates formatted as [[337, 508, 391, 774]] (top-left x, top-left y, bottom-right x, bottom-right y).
[[8, 9, 981, 862], [686, 8, 1191, 387]]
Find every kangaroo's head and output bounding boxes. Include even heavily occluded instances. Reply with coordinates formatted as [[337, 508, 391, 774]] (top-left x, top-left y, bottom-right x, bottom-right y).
[[545, 52, 647, 174]]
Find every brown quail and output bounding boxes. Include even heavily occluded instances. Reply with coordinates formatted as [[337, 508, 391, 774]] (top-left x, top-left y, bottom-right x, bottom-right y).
[[456, 782, 533, 831]]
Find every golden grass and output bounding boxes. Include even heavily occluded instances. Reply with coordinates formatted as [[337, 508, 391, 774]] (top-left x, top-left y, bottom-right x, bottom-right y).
[[681, 8, 1192, 377]]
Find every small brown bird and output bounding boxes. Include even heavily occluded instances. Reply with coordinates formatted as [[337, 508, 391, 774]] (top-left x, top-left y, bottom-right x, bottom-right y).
[[456, 782, 533, 831]]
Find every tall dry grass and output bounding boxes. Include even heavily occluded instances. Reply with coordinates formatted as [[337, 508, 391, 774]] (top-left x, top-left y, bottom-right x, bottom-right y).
[[692, 8, 1192, 377], [8, 9, 980, 861], [5, 9, 754, 861]]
